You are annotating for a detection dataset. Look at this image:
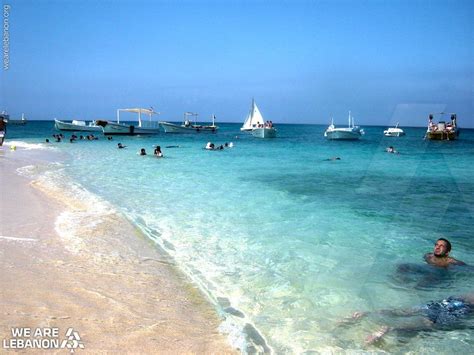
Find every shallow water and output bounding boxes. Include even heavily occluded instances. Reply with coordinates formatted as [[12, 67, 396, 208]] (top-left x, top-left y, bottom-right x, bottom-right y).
[[7, 121, 474, 353]]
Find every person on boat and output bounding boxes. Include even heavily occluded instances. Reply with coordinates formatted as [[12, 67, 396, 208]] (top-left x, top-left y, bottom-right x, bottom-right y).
[[154, 146, 163, 157], [0, 116, 6, 146], [117, 143, 126, 149], [424, 238, 466, 267], [139, 148, 147, 156], [340, 293, 474, 345], [428, 115, 437, 131]]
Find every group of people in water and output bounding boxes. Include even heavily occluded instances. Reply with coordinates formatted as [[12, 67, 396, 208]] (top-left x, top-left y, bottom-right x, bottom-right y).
[[341, 237, 470, 346], [205, 141, 233, 150], [135, 145, 163, 157], [48, 133, 101, 143]]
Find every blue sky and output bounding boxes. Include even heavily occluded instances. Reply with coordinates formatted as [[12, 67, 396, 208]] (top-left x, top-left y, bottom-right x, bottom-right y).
[[1, 0, 473, 127]]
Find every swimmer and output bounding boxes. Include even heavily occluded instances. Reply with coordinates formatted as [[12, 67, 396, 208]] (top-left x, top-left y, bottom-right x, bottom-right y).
[[324, 157, 341, 161], [340, 293, 474, 345], [153, 145, 164, 157], [424, 238, 466, 267], [205, 142, 215, 150], [138, 148, 147, 156], [117, 143, 126, 149]]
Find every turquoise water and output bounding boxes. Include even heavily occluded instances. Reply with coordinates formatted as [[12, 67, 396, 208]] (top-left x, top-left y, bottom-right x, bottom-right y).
[[6, 122, 474, 353]]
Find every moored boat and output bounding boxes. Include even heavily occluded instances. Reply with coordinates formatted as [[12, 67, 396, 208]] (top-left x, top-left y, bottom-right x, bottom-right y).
[[96, 108, 161, 135], [424, 113, 459, 140], [54, 119, 102, 132], [324, 111, 364, 140], [384, 122, 405, 137], [8, 113, 27, 125], [159, 113, 218, 133]]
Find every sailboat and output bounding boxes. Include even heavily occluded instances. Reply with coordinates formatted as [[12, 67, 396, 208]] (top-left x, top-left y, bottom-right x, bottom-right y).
[[241, 99, 277, 138], [241, 99, 265, 131], [324, 111, 364, 140]]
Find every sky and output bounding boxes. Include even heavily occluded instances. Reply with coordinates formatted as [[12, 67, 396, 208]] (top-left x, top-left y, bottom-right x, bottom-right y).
[[1, 0, 473, 127]]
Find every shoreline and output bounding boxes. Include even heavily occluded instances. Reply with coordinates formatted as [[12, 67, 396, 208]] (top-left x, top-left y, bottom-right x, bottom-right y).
[[0, 145, 236, 353]]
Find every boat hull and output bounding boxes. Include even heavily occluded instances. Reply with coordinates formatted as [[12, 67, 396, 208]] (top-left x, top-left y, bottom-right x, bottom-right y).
[[324, 129, 362, 140], [251, 127, 277, 138], [159, 121, 218, 133], [384, 129, 405, 137], [54, 119, 102, 132], [8, 120, 27, 125], [96, 121, 160, 135], [425, 130, 458, 140]]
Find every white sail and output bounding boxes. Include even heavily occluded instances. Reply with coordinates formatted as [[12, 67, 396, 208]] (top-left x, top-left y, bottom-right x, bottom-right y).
[[241, 99, 265, 131]]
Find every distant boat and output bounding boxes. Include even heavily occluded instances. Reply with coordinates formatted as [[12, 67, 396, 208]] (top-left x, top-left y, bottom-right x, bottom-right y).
[[96, 108, 161, 135], [384, 122, 405, 137], [8, 113, 27, 125], [159, 113, 218, 133], [424, 113, 459, 141], [324, 111, 364, 140], [241, 99, 265, 131], [241, 99, 276, 138], [54, 119, 102, 132]]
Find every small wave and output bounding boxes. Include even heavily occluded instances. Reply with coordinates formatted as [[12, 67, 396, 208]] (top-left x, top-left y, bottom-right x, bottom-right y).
[[5, 140, 55, 151], [129, 217, 273, 354]]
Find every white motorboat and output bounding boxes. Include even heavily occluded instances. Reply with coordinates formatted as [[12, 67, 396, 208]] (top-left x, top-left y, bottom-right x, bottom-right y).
[[159, 113, 218, 133], [241, 99, 265, 131], [54, 119, 102, 132], [384, 122, 405, 137], [324, 112, 364, 140], [96, 108, 161, 135]]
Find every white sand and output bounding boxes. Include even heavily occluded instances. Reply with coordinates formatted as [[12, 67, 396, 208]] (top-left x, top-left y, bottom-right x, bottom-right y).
[[0, 146, 235, 353]]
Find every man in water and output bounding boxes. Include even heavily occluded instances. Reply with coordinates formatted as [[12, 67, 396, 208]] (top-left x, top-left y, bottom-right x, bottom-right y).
[[340, 293, 474, 345], [424, 238, 466, 267]]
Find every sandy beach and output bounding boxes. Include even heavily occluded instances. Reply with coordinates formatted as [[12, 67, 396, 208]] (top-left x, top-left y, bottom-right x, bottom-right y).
[[0, 146, 235, 353]]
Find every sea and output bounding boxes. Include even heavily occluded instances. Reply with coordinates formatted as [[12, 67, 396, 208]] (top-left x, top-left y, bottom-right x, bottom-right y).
[[5, 121, 474, 353]]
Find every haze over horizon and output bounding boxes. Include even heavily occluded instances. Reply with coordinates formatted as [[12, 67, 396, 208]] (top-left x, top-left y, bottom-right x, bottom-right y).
[[1, 0, 473, 128]]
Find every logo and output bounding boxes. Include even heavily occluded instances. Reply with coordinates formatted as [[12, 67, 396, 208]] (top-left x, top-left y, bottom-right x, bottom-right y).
[[61, 328, 85, 352], [3, 327, 85, 352]]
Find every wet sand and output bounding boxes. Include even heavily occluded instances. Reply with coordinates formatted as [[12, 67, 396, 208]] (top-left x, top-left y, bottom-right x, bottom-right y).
[[0, 146, 235, 353]]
